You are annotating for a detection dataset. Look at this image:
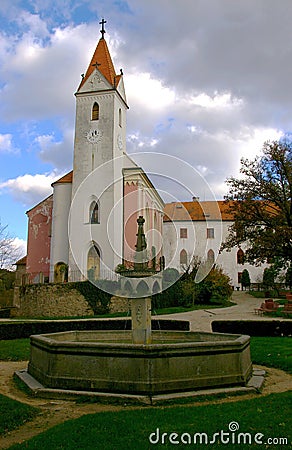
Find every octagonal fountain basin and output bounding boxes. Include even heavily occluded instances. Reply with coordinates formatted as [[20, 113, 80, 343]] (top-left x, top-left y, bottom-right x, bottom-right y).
[[27, 330, 252, 396]]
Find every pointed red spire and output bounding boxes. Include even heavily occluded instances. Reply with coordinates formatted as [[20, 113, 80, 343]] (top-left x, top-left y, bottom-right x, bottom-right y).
[[78, 22, 121, 91]]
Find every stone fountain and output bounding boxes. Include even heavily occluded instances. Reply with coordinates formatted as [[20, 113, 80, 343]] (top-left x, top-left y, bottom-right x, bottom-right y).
[[16, 216, 254, 403]]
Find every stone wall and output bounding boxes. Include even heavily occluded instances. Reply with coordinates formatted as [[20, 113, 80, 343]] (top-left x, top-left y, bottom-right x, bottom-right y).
[[109, 296, 131, 314], [13, 284, 131, 318], [13, 284, 94, 318]]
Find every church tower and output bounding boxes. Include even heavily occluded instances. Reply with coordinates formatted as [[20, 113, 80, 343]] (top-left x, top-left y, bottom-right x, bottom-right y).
[[72, 19, 128, 194], [69, 20, 130, 279]]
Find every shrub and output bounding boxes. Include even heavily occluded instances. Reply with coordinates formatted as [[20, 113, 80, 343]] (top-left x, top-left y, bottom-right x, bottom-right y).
[[152, 264, 233, 309], [195, 266, 233, 303], [241, 269, 251, 290], [263, 267, 275, 289]]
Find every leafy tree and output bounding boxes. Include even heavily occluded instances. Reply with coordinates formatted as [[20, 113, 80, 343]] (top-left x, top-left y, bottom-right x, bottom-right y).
[[194, 265, 233, 303], [222, 140, 292, 267], [263, 267, 275, 289], [241, 269, 251, 290], [285, 267, 292, 289]]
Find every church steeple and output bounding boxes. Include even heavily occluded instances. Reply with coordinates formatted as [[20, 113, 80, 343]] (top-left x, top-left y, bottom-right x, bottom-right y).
[[77, 20, 122, 91]]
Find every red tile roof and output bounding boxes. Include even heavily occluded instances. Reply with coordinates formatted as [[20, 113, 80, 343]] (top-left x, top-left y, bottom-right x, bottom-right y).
[[52, 171, 73, 186], [15, 256, 27, 265], [164, 201, 235, 222], [78, 38, 120, 90]]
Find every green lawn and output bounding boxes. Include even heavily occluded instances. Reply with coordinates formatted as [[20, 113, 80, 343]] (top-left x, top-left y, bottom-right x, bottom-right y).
[[0, 338, 30, 361], [8, 391, 292, 449], [0, 394, 39, 436], [250, 337, 292, 373]]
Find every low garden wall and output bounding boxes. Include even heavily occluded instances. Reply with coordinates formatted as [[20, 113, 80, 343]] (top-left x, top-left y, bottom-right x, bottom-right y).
[[212, 320, 292, 337], [0, 318, 189, 340]]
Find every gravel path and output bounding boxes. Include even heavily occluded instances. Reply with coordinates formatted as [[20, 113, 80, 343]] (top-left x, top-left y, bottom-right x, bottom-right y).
[[156, 291, 282, 331]]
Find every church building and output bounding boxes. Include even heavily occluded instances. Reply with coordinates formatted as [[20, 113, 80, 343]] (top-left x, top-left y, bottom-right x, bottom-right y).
[[24, 21, 164, 284]]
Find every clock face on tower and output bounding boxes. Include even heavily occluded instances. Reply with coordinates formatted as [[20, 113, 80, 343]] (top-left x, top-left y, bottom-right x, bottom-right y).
[[86, 128, 102, 143]]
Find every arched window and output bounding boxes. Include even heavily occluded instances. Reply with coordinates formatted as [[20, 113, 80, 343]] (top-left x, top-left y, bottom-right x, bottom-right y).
[[87, 245, 100, 281], [207, 249, 215, 265], [89, 201, 99, 224], [237, 248, 244, 264], [119, 108, 122, 127], [92, 102, 99, 120], [180, 249, 188, 266]]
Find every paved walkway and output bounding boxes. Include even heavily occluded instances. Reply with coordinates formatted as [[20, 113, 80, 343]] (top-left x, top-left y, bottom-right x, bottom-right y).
[[156, 291, 282, 332]]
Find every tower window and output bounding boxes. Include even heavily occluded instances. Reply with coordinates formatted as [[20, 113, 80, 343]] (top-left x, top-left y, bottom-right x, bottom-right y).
[[119, 108, 122, 127], [90, 201, 99, 224], [92, 102, 99, 121], [207, 228, 214, 239]]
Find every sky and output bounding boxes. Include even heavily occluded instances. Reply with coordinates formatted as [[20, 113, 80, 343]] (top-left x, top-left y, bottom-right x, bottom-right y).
[[0, 0, 291, 257]]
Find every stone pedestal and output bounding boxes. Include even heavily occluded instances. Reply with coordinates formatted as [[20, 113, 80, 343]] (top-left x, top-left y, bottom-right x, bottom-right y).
[[131, 297, 152, 344]]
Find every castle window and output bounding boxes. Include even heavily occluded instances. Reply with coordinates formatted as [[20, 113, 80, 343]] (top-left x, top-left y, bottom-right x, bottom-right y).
[[89, 201, 99, 224], [92, 102, 99, 121], [180, 249, 188, 266], [180, 228, 188, 239], [119, 108, 122, 127], [207, 249, 215, 265], [237, 248, 245, 264]]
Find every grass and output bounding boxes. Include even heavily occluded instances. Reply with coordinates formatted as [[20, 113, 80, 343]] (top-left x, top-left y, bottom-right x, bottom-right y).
[[250, 336, 292, 373], [0, 394, 39, 436], [152, 301, 235, 316], [8, 391, 292, 449], [0, 338, 30, 361]]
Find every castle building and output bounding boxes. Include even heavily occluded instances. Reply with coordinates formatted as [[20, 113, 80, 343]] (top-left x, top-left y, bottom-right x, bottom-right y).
[[163, 200, 268, 288]]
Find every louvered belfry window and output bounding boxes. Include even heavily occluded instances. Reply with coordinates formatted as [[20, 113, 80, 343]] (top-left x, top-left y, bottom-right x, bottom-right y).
[[92, 102, 99, 120]]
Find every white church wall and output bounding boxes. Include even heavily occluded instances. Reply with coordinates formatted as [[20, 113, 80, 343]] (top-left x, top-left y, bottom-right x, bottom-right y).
[[49, 182, 72, 280]]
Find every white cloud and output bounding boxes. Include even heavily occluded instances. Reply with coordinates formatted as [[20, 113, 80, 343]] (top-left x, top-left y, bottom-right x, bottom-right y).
[[190, 92, 243, 110], [126, 72, 176, 111], [12, 237, 27, 258], [0, 172, 58, 206], [0, 23, 98, 122], [36, 127, 74, 169]]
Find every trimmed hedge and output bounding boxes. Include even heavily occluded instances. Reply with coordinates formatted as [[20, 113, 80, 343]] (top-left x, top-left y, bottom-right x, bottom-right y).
[[212, 320, 292, 337], [0, 318, 189, 340]]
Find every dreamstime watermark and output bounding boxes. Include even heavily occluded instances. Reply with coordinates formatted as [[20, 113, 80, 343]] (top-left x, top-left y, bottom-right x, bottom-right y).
[[149, 421, 289, 446], [68, 152, 224, 297]]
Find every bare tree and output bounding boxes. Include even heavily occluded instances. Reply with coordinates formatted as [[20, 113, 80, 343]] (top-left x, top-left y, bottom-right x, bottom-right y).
[[0, 220, 23, 270]]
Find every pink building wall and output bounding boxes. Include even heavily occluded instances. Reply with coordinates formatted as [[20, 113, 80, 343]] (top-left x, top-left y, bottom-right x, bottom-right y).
[[124, 181, 163, 269], [124, 182, 139, 267], [26, 195, 53, 281]]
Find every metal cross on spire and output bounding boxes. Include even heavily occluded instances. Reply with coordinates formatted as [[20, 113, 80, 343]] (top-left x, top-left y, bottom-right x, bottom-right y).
[[92, 61, 101, 69], [99, 18, 107, 39]]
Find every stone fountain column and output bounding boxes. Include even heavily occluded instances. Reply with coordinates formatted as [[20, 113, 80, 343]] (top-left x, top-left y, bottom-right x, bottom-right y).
[[131, 216, 152, 345], [131, 297, 152, 344]]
